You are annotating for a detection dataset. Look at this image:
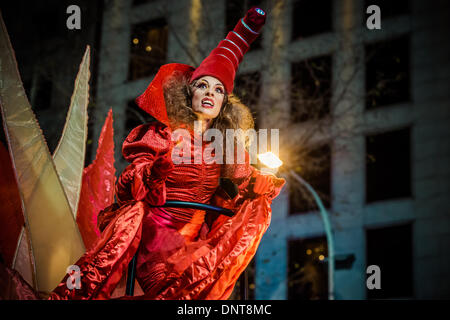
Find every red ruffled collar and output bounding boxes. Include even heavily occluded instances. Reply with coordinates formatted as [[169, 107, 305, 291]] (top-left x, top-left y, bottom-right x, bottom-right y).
[[135, 63, 195, 130]]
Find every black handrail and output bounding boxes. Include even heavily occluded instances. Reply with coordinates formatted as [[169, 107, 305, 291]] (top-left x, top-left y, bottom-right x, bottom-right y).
[[240, 266, 248, 300], [125, 200, 238, 296], [152, 200, 235, 217], [126, 254, 137, 296]]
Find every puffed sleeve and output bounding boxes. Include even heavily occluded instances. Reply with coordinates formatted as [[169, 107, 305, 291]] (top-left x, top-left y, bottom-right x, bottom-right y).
[[116, 122, 174, 206], [222, 147, 285, 202]]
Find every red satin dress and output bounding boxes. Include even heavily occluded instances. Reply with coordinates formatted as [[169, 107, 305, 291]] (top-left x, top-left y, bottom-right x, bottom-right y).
[[49, 121, 285, 300]]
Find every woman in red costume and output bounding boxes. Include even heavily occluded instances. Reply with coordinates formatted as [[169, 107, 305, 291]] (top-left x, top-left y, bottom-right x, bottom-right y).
[[49, 7, 285, 300]]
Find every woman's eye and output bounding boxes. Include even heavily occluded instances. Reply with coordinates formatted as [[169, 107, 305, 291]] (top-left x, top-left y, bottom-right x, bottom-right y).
[[215, 87, 224, 94], [197, 83, 207, 89]]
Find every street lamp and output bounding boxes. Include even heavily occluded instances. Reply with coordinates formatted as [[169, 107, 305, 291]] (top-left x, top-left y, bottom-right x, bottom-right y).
[[258, 152, 335, 300]]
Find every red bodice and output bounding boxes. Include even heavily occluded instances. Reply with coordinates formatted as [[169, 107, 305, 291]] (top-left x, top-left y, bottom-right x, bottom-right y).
[[115, 122, 256, 236], [164, 144, 221, 222]]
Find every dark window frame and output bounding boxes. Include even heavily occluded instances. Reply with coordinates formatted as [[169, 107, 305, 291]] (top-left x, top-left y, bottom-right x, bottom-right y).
[[365, 127, 412, 203], [291, 0, 333, 41], [132, 0, 156, 6], [289, 143, 332, 215], [291, 55, 332, 123], [365, 35, 411, 110], [128, 17, 168, 81], [365, 222, 414, 299], [288, 236, 329, 300], [234, 71, 262, 128]]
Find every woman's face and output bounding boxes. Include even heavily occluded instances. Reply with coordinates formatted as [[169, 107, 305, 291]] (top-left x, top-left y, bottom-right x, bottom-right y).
[[191, 76, 225, 121]]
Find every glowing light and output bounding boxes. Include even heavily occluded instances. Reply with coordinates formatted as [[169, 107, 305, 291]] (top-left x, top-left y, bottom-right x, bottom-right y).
[[258, 152, 283, 169], [255, 8, 265, 15], [319, 255, 325, 261], [145, 45, 152, 52], [306, 249, 312, 255], [133, 38, 139, 45]]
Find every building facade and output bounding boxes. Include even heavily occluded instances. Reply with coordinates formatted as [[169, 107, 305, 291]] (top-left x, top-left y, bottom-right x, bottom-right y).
[[94, 0, 450, 299]]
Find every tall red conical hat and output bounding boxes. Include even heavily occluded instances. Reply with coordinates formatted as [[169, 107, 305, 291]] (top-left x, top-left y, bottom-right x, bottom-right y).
[[190, 7, 266, 93]]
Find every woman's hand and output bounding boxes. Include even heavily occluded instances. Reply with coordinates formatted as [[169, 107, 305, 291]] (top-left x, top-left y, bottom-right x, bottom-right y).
[[252, 173, 274, 195]]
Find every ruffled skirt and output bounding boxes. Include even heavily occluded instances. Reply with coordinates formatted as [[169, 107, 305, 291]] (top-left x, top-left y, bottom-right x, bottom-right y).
[[49, 192, 274, 300]]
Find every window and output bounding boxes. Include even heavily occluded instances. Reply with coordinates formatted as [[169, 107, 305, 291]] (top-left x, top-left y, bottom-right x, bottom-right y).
[[226, 0, 264, 50], [291, 55, 332, 123], [288, 236, 328, 300], [365, 35, 410, 109], [365, 127, 411, 203], [364, 0, 410, 19], [125, 99, 155, 134], [132, 0, 156, 5], [129, 18, 168, 81], [291, 0, 332, 41], [289, 144, 331, 215], [33, 74, 53, 112], [234, 72, 261, 128], [366, 223, 413, 299]]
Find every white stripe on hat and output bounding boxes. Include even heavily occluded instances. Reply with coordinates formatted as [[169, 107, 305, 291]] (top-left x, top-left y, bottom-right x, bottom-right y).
[[232, 31, 249, 47], [224, 39, 244, 57], [241, 18, 259, 35], [218, 46, 240, 66], [216, 54, 235, 69]]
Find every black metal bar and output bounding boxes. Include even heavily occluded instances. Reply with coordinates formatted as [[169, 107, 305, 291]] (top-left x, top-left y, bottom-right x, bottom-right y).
[[239, 269, 248, 300], [125, 201, 236, 296], [125, 254, 137, 296], [153, 201, 235, 217]]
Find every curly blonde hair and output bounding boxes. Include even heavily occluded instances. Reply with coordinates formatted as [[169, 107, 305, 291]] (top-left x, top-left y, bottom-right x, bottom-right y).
[[163, 70, 255, 149]]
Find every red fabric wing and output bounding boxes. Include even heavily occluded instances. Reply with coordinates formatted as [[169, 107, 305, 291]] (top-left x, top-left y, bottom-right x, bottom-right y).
[[76, 109, 116, 250]]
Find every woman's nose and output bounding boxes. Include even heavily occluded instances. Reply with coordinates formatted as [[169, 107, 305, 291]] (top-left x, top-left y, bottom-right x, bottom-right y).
[[205, 89, 214, 97]]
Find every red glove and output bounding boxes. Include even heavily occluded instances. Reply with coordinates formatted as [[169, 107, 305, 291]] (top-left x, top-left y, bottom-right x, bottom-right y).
[[253, 173, 274, 195]]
